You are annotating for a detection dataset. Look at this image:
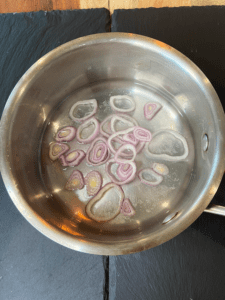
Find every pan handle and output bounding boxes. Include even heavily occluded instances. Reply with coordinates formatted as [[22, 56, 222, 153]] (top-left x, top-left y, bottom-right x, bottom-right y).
[[204, 205, 225, 216]]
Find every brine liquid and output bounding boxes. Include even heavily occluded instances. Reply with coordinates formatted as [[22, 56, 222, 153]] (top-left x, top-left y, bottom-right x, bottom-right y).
[[41, 80, 194, 229]]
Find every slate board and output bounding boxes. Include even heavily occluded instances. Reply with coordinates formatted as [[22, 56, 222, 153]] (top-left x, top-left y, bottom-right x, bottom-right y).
[[110, 7, 225, 300], [0, 9, 110, 300]]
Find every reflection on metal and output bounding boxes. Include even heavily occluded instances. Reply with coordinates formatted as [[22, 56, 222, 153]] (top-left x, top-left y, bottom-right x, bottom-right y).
[[205, 205, 225, 217]]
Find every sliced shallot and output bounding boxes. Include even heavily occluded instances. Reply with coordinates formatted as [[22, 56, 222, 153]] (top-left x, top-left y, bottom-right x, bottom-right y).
[[138, 168, 163, 186], [110, 95, 136, 113], [100, 115, 114, 138], [59, 155, 68, 166], [114, 144, 137, 163], [86, 137, 110, 166], [85, 171, 102, 196], [49, 142, 69, 161], [144, 102, 162, 120], [107, 127, 135, 154], [69, 99, 97, 122], [152, 163, 169, 176], [86, 183, 125, 222], [55, 126, 76, 142], [65, 150, 85, 167], [76, 117, 100, 144], [116, 163, 133, 181], [123, 132, 138, 145], [108, 127, 144, 155], [133, 126, 152, 142], [110, 114, 138, 133], [105, 159, 136, 185], [65, 170, 84, 190], [120, 198, 135, 216]]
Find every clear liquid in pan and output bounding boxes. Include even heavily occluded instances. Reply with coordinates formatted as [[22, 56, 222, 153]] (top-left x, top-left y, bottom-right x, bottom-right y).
[[41, 80, 194, 231]]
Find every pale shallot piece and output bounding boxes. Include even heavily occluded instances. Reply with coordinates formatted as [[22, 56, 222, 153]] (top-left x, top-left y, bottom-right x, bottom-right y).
[[110, 114, 138, 133], [145, 130, 189, 161], [114, 144, 137, 163], [152, 163, 169, 176], [110, 95, 136, 113], [138, 168, 163, 186], [100, 115, 114, 138], [69, 99, 97, 122], [86, 183, 125, 222], [76, 117, 100, 144]]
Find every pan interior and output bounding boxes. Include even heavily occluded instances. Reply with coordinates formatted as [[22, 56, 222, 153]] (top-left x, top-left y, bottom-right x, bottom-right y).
[[41, 79, 195, 239]]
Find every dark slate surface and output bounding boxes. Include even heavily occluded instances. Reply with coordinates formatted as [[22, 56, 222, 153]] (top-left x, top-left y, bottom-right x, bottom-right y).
[[0, 9, 110, 118], [110, 219, 225, 300], [110, 6, 225, 300], [0, 9, 110, 300], [0, 176, 105, 300], [112, 6, 225, 112]]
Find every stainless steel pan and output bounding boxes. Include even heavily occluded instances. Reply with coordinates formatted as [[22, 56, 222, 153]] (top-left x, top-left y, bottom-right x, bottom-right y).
[[1, 33, 225, 255]]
